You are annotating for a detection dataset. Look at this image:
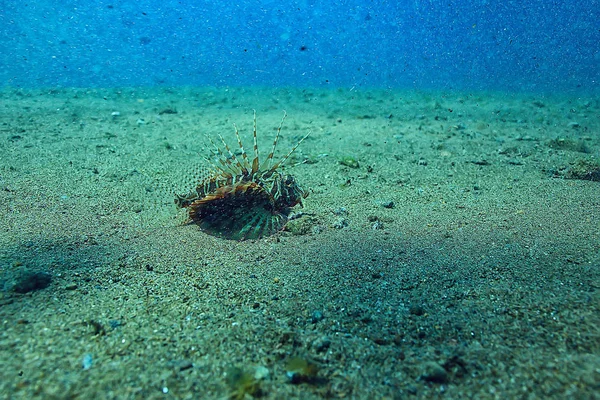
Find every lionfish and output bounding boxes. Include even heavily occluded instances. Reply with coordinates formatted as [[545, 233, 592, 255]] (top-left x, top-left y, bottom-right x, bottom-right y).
[[174, 111, 309, 240]]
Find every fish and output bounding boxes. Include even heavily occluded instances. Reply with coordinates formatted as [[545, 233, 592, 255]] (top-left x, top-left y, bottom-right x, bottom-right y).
[[175, 111, 309, 240]]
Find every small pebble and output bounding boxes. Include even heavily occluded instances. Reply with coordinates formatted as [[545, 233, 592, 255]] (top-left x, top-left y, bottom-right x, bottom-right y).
[[333, 207, 348, 216], [254, 366, 269, 380], [333, 218, 348, 229], [532, 100, 545, 108], [406, 385, 418, 394], [109, 320, 122, 330], [311, 310, 324, 323], [372, 221, 383, 230], [11, 270, 52, 293], [420, 361, 448, 383], [409, 305, 425, 316], [339, 156, 360, 168], [285, 357, 318, 384], [377, 200, 395, 209], [175, 360, 193, 371], [313, 336, 331, 353], [82, 354, 93, 370]]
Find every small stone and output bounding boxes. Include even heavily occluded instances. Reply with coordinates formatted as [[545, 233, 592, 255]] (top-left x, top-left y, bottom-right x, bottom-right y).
[[285, 357, 318, 384], [333, 207, 348, 216], [373, 337, 390, 345], [65, 283, 78, 290], [409, 305, 425, 316], [313, 336, 331, 353], [254, 366, 269, 380], [532, 100, 545, 108], [420, 361, 448, 383], [82, 354, 93, 370], [333, 218, 348, 229], [285, 216, 317, 236], [109, 320, 122, 330], [11, 270, 52, 293], [339, 156, 360, 169], [311, 310, 324, 323], [406, 385, 418, 394], [175, 360, 193, 371], [378, 200, 395, 209]]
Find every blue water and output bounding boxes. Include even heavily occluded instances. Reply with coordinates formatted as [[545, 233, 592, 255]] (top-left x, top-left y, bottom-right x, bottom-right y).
[[2, 0, 599, 93]]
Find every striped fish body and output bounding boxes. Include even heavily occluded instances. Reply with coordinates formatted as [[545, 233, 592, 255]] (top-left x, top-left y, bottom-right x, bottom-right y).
[[175, 112, 309, 240]]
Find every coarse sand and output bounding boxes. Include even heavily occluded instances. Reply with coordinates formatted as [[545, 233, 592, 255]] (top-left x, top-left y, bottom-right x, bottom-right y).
[[0, 87, 599, 399]]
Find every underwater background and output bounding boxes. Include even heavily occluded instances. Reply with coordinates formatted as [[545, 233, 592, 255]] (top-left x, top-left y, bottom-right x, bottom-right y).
[[1, 1, 600, 399], [2, 0, 599, 92]]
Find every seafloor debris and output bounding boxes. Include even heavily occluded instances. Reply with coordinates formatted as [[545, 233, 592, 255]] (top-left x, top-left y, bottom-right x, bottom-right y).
[[547, 138, 590, 153], [339, 155, 360, 168], [226, 366, 262, 399], [175, 111, 310, 240], [564, 159, 600, 181], [285, 356, 320, 384], [5, 268, 52, 293], [551, 159, 600, 182]]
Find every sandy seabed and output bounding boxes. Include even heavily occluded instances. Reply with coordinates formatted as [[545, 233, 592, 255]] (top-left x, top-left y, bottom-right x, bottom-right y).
[[0, 86, 599, 399]]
